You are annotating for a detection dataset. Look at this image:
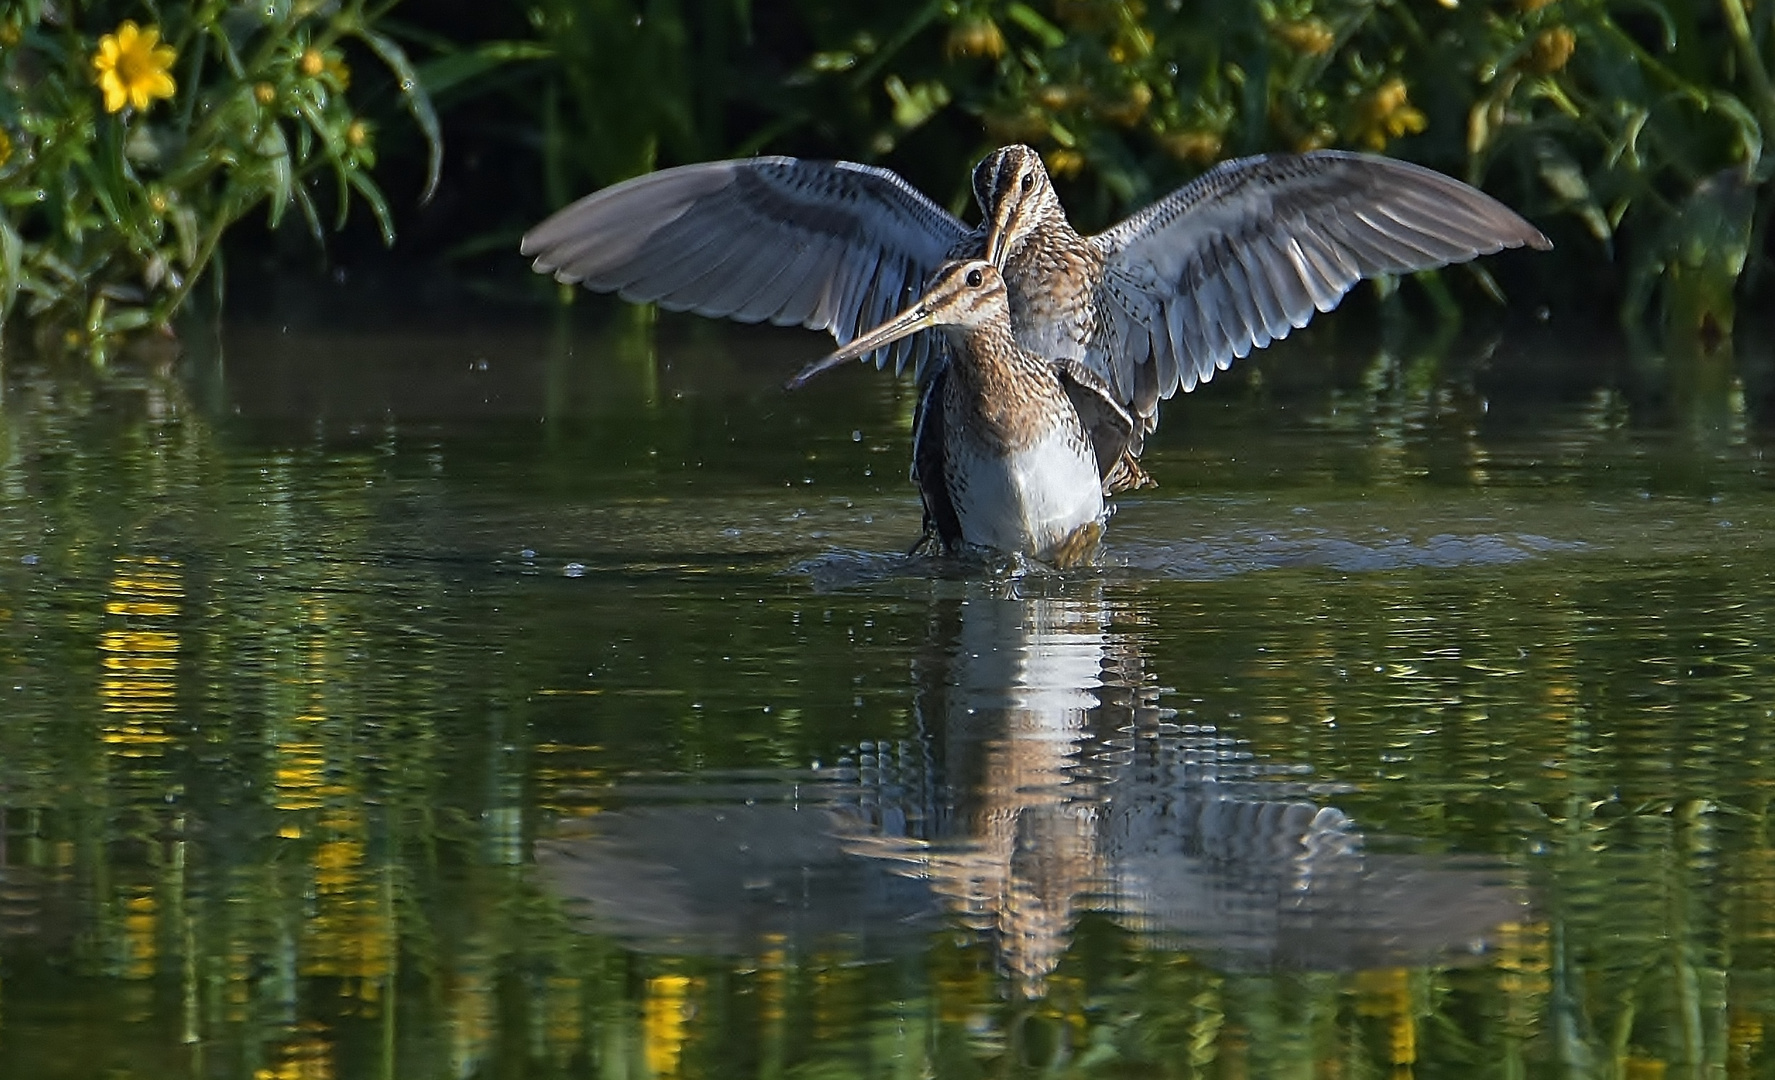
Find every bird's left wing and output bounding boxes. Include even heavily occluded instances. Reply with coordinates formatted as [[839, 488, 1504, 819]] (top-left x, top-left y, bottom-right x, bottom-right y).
[[523, 158, 972, 376], [1090, 151, 1549, 410]]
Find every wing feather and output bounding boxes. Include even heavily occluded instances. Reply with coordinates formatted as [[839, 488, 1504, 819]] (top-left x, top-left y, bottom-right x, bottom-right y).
[[1341, 208, 1453, 267], [648, 240, 759, 313], [698, 241, 798, 318], [524, 157, 969, 372], [825, 247, 880, 343], [1204, 274, 1246, 371], [779, 238, 845, 330], [1093, 149, 1548, 409], [1234, 244, 1287, 345], [1162, 300, 1190, 394], [1249, 234, 1315, 329], [734, 240, 826, 323], [1213, 244, 1266, 356], [617, 218, 733, 298]]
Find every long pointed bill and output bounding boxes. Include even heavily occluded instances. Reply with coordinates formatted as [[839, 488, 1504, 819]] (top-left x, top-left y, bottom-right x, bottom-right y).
[[982, 195, 1019, 267], [785, 302, 936, 390], [982, 227, 1007, 267]]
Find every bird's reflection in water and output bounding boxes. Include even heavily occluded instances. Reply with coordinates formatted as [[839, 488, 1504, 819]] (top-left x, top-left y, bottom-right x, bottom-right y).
[[537, 581, 1524, 995]]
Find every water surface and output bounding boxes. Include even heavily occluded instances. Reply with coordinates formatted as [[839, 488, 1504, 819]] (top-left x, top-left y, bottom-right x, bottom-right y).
[[2, 309, 1774, 1078]]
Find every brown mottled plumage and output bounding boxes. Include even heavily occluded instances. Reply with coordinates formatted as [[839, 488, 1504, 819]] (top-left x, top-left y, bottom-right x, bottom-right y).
[[791, 261, 1111, 567]]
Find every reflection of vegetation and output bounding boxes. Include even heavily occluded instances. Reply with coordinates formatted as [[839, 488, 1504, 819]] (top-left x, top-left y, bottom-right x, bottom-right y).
[[4, 327, 1775, 1076]]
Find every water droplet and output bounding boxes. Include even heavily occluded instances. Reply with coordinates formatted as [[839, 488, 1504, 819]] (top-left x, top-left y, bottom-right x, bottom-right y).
[[562, 562, 586, 577]]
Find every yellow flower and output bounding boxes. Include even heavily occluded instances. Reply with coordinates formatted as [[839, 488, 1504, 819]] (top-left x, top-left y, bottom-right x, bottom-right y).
[[1524, 26, 1576, 74], [92, 21, 177, 114], [299, 48, 325, 77], [1354, 78, 1426, 149], [325, 56, 350, 90], [253, 81, 276, 105], [1161, 129, 1222, 165], [1273, 18, 1335, 56], [945, 15, 1005, 60], [1294, 124, 1336, 153], [345, 120, 371, 149], [983, 105, 1048, 143], [1100, 81, 1153, 127], [1045, 148, 1085, 178], [0, 129, 11, 169]]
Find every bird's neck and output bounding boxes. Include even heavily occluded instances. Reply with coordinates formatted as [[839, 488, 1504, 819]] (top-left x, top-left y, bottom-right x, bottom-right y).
[[943, 321, 1071, 454], [1001, 214, 1101, 360], [1006, 203, 1082, 263]]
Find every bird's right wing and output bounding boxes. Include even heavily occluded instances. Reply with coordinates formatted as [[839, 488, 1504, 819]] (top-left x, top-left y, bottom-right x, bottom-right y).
[[523, 158, 972, 376], [1091, 151, 1550, 410]]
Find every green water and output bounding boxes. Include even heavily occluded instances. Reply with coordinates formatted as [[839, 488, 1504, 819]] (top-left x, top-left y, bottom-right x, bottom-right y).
[[4, 309, 1775, 1079]]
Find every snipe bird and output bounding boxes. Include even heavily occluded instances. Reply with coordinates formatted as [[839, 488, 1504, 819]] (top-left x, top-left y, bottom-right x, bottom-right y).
[[792, 259, 1111, 567], [523, 145, 1548, 557]]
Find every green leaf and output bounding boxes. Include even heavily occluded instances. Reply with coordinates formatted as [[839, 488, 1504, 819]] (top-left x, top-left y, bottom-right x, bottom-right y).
[[1707, 91, 1763, 175], [1005, 4, 1066, 50], [257, 123, 294, 229], [290, 96, 355, 230], [415, 41, 552, 99], [352, 26, 443, 202], [346, 168, 396, 246], [99, 305, 154, 334], [1534, 138, 1612, 242], [291, 181, 326, 247], [0, 213, 22, 320], [88, 116, 133, 230], [170, 204, 201, 268], [1603, 0, 1678, 52]]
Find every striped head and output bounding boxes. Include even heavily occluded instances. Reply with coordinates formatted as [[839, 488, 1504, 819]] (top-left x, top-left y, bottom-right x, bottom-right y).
[[972, 145, 1060, 266], [913, 259, 1012, 331], [787, 261, 1010, 387]]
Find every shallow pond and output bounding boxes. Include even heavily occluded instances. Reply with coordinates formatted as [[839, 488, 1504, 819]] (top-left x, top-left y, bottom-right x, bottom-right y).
[[3, 305, 1775, 1078]]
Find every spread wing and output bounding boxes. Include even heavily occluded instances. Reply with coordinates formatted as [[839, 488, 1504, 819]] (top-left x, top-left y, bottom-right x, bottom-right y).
[[1091, 151, 1550, 408], [523, 158, 973, 375]]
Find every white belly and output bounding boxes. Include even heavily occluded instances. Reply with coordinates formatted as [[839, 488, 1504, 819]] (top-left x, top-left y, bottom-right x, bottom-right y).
[[949, 428, 1105, 562]]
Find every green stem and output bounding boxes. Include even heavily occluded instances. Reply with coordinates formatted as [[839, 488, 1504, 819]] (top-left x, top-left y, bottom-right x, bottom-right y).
[[1720, 0, 1775, 133], [155, 207, 232, 327], [848, 0, 944, 93], [1596, 19, 1704, 100]]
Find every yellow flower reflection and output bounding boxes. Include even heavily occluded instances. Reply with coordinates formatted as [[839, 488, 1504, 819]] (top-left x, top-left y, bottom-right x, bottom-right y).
[[644, 975, 699, 1076], [92, 21, 177, 114]]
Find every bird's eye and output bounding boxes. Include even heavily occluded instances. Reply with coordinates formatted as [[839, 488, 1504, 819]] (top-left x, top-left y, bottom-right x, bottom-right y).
[[966, 268, 984, 287], [1020, 173, 1035, 192]]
